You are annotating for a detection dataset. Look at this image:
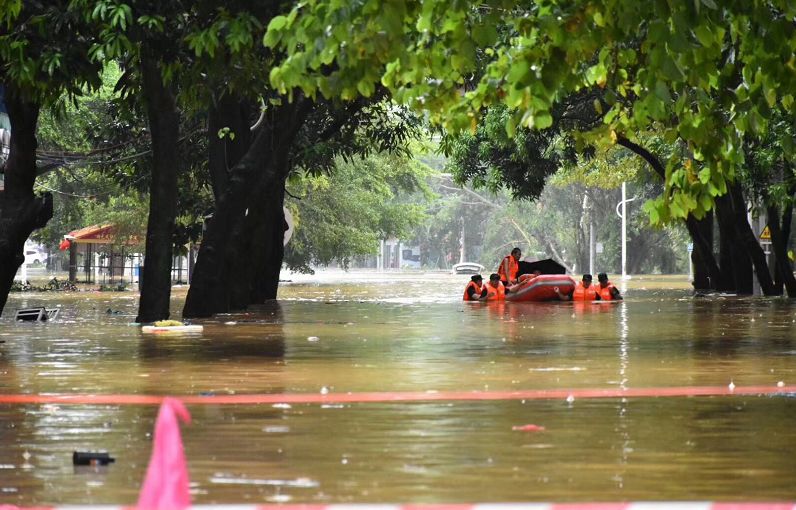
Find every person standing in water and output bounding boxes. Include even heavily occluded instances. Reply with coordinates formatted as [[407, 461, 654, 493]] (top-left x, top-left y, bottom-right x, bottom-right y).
[[596, 272, 622, 300], [498, 247, 521, 287], [463, 274, 488, 301], [483, 273, 507, 301], [556, 274, 600, 301]]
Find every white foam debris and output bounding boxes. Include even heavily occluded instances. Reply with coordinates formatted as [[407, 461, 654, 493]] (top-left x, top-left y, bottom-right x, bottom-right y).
[[262, 426, 290, 433]]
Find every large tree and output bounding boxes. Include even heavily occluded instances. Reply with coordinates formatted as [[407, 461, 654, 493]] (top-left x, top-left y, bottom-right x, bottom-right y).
[[266, 0, 796, 294], [80, 0, 193, 322], [0, 1, 101, 316], [267, 0, 796, 219], [179, 3, 424, 317]]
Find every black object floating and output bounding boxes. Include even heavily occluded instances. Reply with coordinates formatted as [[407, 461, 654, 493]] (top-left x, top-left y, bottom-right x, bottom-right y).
[[73, 451, 115, 466], [15, 308, 60, 321]]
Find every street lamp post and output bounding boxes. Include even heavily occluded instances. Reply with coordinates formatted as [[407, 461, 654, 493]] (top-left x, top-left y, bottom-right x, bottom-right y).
[[615, 182, 637, 280]]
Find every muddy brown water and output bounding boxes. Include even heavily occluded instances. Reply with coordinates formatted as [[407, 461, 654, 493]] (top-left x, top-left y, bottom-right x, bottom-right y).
[[0, 272, 795, 505]]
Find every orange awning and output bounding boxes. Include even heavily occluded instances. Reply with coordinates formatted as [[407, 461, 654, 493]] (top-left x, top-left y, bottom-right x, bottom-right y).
[[64, 224, 116, 244]]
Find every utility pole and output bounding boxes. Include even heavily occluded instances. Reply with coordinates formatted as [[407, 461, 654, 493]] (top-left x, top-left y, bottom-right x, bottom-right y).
[[621, 182, 627, 279], [615, 182, 636, 280], [589, 219, 595, 275], [459, 220, 466, 264]]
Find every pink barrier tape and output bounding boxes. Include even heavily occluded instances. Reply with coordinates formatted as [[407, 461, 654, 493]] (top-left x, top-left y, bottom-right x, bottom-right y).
[[0, 503, 795, 510], [137, 398, 192, 509], [0, 385, 792, 406]]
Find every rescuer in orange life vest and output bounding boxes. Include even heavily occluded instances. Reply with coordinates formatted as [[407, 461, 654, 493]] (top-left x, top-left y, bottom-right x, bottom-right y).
[[463, 274, 488, 301], [498, 247, 522, 287], [596, 272, 623, 300], [556, 273, 601, 301], [483, 273, 507, 301]]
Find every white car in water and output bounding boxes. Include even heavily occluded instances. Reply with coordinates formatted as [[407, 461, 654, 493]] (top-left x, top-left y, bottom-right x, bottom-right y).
[[24, 243, 48, 265]]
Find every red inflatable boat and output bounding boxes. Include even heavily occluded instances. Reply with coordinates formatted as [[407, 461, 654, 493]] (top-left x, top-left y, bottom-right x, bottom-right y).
[[506, 274, 576, 302]]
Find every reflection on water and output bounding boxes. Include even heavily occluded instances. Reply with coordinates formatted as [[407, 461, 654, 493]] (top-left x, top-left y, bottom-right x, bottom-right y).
[[1, 273, 795, 504]]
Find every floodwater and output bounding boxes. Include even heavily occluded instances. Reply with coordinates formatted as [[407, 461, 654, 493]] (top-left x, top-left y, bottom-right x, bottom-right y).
[[0, 272, 795, 505]]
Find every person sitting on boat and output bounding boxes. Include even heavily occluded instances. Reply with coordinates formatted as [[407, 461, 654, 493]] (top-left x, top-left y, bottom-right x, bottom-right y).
[[484, 273, 507, 301], [463, 274, 488, 301], [556, 274, 600, 301], [596, 272, 622, 300], [498, 247, 522, 287]]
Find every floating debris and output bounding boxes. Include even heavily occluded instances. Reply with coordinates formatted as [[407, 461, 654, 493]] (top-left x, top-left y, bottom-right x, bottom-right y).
[[73, 451, 115, 466], [21, 450, 33, 470], [262, 426, 290, 433], [210, 476, 318, 488], [512, 424, 545, 432]]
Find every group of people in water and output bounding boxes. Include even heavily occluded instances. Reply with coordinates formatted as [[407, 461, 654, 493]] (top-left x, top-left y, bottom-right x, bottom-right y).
[[463, 247, 623, 302]]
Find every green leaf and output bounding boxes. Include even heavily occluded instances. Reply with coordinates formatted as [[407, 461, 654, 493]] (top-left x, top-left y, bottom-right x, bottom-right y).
[[593, 11, 605, 27], [507, 61, 530, 87], [654, 80, 672, 102], [264, 16, 288, 47], [700, 193, 713, 211], [764, 86, 777, 107], [660, 54, 685, 82], [693, 25, 713, 47], [268, 15, 288, 32], [356, 79, 374, 97], [506, 114, 517, 138], [586, 63, 607, 87], [472, 24, 498, 46], [533, 111, 553, 129], [670, 197, 685, 218]]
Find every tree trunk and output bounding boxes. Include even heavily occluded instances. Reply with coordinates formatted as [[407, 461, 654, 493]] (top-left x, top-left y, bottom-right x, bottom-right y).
[[767, 203, 796, 297], [714, 193, 753, 293], [684, 213, 723, 291], [686, 211, 721, 290], [135, 48, 181, 323], [207, 95, 255, 310], [728, 183, 778, 295], [226, 212, 251, 310], [224, 174, 283, 310], [0, 88, 53, 317], [247, 173, 288, 303], [208, 95, 252, 202], [183, 99, 311, 318]]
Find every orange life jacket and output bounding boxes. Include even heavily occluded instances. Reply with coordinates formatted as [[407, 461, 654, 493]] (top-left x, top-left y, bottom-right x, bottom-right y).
[[497, 255, 519, 283], [463, 281, 483, 301], [483, 281, 506, 301], [572, 281, 599, 301], [597, 282, 617, 300]]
